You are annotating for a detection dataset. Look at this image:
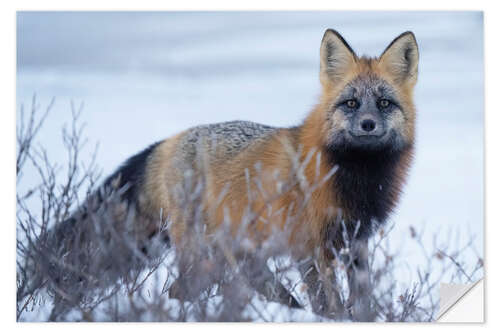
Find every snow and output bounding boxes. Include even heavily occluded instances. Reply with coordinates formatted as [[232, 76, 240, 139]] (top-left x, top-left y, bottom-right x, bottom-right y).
[[16, 11, 484, 321]]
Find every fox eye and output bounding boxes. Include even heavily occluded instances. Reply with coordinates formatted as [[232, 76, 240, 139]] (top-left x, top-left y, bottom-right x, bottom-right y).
[[378, 99, 391, 108], [346, 99, 358, 108]]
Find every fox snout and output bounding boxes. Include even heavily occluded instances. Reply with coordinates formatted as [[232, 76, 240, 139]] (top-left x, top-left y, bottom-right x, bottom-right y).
[[347, 113, 388, 149], [350, 113, 386, 138]]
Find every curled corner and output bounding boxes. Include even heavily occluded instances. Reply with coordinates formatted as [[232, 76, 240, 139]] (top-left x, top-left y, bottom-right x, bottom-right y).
[[437, 279, 484, 322]]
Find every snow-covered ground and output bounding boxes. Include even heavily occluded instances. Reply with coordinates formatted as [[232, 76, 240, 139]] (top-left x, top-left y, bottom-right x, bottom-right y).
[[16, 11, 484, 321]]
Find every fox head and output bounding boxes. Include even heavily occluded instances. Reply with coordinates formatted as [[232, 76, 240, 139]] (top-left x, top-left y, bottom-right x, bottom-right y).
[[318, 30, 418, 157]]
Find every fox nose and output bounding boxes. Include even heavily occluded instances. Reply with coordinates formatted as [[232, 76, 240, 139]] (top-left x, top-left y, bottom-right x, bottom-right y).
[[361, 119, 376, 132]]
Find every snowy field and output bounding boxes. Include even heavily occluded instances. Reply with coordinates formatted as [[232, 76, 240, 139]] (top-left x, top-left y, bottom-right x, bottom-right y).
[[16, 11, 484, 321]]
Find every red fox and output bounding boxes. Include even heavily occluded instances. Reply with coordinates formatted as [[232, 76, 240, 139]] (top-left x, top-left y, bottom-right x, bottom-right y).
[[47, 29, 418, 315]]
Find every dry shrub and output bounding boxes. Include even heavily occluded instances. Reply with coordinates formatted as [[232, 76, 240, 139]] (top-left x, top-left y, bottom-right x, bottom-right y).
[[16, 97, 483, 322]]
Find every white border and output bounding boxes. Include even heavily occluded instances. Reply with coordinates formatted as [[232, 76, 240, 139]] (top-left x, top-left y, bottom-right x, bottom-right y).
[[5, 0, 497, 10], [3, 0, 497, 331]]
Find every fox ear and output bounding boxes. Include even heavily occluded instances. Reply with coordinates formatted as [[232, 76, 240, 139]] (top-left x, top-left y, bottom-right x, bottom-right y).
[[379, 31, 419, 85], [320, 29, 357, 85]]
